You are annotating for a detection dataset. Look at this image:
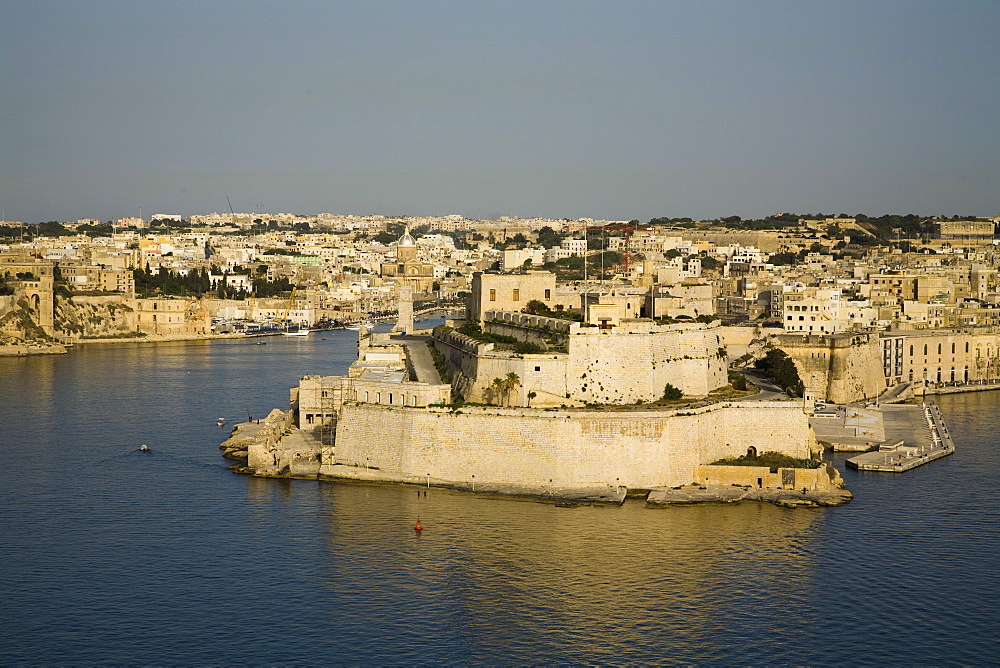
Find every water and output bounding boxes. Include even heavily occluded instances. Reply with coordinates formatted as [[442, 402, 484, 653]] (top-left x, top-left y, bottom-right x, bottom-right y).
[[2, 331, 999, 664]]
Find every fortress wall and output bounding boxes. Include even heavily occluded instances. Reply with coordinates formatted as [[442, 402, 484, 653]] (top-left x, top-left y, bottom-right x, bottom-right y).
[[566, 327, 727, 401], [434, 324, 728, 405], [332, 401, 810, 490], [828, 339, 884, 403], [779, 333, 884, 403]]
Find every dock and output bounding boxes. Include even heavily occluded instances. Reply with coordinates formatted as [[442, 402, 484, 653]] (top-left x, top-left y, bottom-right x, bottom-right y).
[[846, 403, 955, 472]]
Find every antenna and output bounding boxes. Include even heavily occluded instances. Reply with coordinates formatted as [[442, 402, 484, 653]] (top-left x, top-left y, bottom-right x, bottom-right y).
[[227, 196, 236, 228]]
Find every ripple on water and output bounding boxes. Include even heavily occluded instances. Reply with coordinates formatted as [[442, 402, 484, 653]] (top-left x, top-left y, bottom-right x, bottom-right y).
[[2, 345, 999, 664]]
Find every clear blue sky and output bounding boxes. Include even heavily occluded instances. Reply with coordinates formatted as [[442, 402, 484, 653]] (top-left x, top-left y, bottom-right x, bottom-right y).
[[2, 0, 999, 223]]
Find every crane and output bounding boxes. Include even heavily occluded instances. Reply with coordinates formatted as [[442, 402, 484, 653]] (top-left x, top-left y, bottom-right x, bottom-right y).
[[280, 287, 298, 325], [582, 221, 642, 275]]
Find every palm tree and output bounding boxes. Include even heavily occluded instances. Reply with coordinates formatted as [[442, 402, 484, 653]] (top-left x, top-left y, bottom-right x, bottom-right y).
[[504, 372, 520, 407], [490, 377, 504, 405]]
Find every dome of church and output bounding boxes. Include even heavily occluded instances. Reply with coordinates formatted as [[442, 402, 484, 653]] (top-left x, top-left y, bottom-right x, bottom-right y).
[[397, 230, 416, 246]]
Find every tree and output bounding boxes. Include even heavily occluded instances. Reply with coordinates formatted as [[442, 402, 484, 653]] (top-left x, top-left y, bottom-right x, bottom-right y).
[[490, 378, 505, 406], [504, 372, 520, 406], [663, 383, 683, 401], [698, 255, 721, 271], [754, 349, 804, 396], [524, 299, 549, 316], [535, 226, 563, 248]]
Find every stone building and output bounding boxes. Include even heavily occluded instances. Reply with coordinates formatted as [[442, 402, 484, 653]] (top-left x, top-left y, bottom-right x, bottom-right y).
[[467, 271, 562, 323], [380, 229, 436, 294], [899, 328, 1000, 385], [134, 298, 212, 337]]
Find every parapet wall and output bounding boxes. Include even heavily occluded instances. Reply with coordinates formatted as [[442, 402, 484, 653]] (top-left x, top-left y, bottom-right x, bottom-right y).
[[330, 401, 813, 490], [485, 310, 573, 333]]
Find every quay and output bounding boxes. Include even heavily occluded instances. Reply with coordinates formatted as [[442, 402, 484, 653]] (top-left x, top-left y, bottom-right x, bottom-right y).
[[846, 403, 955, 472]]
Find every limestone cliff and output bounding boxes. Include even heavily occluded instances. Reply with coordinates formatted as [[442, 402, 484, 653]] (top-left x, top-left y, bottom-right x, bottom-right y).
[[0, 294, 64, 354], [54, 295, 137, 340]]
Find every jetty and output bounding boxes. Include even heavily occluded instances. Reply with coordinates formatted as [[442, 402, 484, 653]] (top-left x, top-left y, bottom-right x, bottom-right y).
[[846, 403, 954, 472]]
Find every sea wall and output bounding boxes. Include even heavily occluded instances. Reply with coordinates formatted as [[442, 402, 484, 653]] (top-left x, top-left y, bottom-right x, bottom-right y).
[[328, 400, 814, 491]]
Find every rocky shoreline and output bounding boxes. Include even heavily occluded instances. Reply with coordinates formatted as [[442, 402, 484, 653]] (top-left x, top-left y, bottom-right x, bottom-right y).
[[0, 331, 267, 356], [647, 483, 853, 508], [0, 342, 68, 356]]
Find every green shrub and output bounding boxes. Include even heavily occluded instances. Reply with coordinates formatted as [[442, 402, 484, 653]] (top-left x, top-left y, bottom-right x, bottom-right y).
[[662, 383, 683, 401]]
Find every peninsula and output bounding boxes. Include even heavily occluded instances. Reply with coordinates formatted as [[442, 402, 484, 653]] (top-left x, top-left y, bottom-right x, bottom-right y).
[[220, 267, 852, 507]]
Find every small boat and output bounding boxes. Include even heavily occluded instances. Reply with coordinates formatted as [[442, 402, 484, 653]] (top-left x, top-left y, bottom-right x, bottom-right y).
[[139, 444, 149, 452], [255, 340, 266, 345], [217, 418, 226, 426], [281, 326, 310, 336]]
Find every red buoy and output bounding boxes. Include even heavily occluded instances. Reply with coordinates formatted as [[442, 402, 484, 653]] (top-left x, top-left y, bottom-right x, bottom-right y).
[[414, 519, 423, 532]]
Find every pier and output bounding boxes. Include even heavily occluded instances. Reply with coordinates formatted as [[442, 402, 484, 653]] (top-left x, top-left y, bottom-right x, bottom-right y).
[[846, 403, 955, 472]]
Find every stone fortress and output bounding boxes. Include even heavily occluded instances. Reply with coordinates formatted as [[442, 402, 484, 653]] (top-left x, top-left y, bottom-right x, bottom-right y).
[[226, 267, 849, 506]]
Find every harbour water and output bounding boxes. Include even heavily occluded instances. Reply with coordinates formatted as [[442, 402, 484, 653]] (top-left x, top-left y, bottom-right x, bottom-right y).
[[2, 330, 999, 664]]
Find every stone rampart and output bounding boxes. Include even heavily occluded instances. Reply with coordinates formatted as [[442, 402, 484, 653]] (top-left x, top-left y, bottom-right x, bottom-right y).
[[433, 318, 727, 405], [777, 332, 884, 403], [695, 463, 843, 491], [329, 401, 813, 491], [565, 324, 727, 401], [484, 310, 573, 343]]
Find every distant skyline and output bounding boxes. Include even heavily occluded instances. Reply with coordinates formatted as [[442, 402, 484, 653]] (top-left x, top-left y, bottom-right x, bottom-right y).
[[2, 0, 999, 224]]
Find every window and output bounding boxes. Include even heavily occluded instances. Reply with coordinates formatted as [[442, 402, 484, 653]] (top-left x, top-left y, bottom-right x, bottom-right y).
[[938, 343, 942, 354], [534, 366, 541, 371], [952, 343, 956, 354], [924, 344, 928, 355], [910, 345, 914, 356], [544, 289, 551, 299], [512, 289, 520, 301], [489, 289, 496, 301], [966, 342, 970, 353]]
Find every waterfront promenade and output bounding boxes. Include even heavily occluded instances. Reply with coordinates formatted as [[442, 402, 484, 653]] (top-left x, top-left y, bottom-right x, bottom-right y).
[[846, 403, 955, 472]]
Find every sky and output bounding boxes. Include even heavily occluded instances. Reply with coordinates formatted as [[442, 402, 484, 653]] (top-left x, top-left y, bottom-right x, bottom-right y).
[[2, 0, 999, 224]]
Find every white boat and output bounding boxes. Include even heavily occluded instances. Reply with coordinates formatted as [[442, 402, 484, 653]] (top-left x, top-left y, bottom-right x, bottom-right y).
[[281, 327, 310, 336], [217, 418, 226, 426]]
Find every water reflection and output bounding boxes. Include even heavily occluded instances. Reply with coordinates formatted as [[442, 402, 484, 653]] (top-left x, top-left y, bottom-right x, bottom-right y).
[[316, 483, 820, 663], [4, 337, 998, 664]]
